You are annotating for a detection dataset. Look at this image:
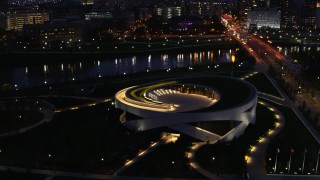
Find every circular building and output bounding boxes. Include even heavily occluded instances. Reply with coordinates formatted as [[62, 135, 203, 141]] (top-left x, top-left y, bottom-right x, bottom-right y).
[[115, 76, 257, 143]]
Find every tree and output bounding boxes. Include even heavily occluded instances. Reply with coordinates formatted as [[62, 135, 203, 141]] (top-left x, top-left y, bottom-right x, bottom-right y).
[[302, 100, 306, 110], [133, 27, 146, 38], [146, 15, 164, 37]]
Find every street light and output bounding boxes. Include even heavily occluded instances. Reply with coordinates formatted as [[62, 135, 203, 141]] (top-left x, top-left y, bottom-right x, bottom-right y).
[[315, 148, 320, 174], [274, 148, 280, 173], [231, 54, 236, 77], [302, 147, 307, 174], [288, 148, 294, 174]]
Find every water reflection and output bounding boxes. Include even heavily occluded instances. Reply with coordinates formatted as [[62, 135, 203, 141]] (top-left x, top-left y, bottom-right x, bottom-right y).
[[1, 49, 237, 88]]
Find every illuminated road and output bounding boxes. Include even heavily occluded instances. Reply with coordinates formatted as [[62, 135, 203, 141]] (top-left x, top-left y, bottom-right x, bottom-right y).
[[223, 14, 320, 144]]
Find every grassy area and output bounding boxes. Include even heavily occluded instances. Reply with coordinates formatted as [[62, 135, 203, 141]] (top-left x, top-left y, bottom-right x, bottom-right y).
[[265, 104, 319, 175], [0, 110, 43, 134], [0, 171, 46, 180], [0, 103, 162, 174], [120, 139, 206, 179], [43, 97, 94, 109], [245, 73, 281, 97], [195, 103, 277, 174]]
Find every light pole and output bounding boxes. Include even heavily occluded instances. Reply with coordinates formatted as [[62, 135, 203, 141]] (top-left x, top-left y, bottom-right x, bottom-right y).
[[231, 54, 235, 77], [288, 148, 294, 174], [274, 148, 280, 173], [315, 148, 320, 174], [302, 147, 307, 174]]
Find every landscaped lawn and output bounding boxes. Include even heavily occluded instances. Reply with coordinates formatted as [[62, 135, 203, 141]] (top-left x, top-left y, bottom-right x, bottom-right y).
[[118, 103, 278, 177], [245, 73, 281, 97], [0, 103, 162, 174], [0, 109, 43, 134], [265, 105, 319, 175], [0, 171, 46, 180], [43, 97, 94, 109], [194, 103, 277, 174], [120, 139, 206, 179]]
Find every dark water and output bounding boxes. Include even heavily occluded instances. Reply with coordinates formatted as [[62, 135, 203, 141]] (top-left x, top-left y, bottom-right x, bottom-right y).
[[0, 48, 239, 88]]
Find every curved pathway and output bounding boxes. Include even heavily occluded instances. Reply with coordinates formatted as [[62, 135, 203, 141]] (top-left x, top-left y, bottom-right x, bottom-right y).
[[187, 100, 285, 179], [246, 101, 285, 177], [0, 96, 112, 138], [0, 100, 55, 138]]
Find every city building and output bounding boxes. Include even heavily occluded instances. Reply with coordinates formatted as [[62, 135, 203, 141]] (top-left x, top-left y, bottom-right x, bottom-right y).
[[23, 19, 87, 46], [247, 8, 281, 29], [166, 16, 204, 33], [238, 0, 271, 22], [301, 0, 317, 29], [280, 0, 298, 29], [238, 0, 254, 21], [81, 0, 94, 5], [85, 11, 112, 20], [317, 1, 320, 28], [6, 12, 49, 31], [155, 7, 182, 20], [188, 0, 222, 18]]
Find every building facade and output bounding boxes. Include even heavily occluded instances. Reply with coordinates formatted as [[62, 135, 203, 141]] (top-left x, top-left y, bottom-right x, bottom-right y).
[[85, 11, 112, 20], [301, 0, 317, 28], [188, 0, 222, 18], [6, 12, 49, 31], [23, 20, 86, 46], [280, 0, 298, 29], [317, 2, 320, 28], [155, 7, 182, 20], [247, 8, 281, 29]]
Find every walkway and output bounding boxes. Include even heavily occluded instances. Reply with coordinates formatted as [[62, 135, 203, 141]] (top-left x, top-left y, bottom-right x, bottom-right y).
[[168, 124, 221, 143], [113, 134, 170, 175], [246, 101, 285, 177], [187, 142, 243, 180], [0, 100, 55, 138], [0, 95, 112, 138], [257, 92, 287, 107]]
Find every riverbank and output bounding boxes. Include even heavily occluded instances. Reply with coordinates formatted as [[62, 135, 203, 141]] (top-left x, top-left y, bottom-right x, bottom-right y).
[[0, 43, 237, 66]]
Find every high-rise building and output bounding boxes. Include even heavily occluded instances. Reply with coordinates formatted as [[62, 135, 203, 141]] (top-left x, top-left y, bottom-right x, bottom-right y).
[[189, 0, 222, 18], [238, 0, 254, 21], [238, 0, 272, 21], [317, 1, 320, 28], [155, 7, 182, 20], [247, 8, 281, 29], [301, 0, 316, 28], [280, 0, 298, 29], [85, 11, 112, 20], [6, 12, 49, 31]]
